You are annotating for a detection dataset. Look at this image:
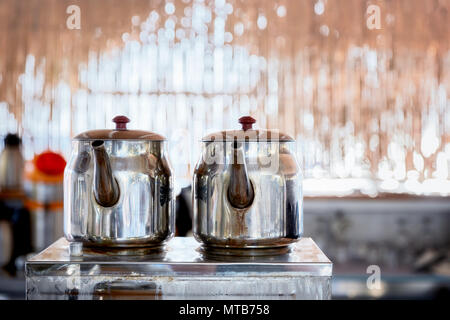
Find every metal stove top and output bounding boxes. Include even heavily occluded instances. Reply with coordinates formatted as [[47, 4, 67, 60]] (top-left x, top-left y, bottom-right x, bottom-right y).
[[27, 237, 332, 277]]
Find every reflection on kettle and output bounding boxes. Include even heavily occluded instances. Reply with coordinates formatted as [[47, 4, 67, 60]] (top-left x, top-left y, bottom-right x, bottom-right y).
[[91, 140, 120, 207]]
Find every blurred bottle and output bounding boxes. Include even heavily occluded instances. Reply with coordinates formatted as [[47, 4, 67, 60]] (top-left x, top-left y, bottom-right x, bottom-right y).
[[0, 134, 24, 192], [24, 151, 66, 252], [0, 134, 32, 275]]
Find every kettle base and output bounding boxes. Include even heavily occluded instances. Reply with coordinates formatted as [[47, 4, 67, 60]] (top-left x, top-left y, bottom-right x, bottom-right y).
[[199, 244, 292, 257], [82, 244, 165, 257], [69, 241, 165, 257]]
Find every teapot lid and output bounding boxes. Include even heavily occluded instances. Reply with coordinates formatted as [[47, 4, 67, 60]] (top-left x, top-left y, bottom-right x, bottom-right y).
[[74, 116, 166, 141], [201, 116, 294, 142]]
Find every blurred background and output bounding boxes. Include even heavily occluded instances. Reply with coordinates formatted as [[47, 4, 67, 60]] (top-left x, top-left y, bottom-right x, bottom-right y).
[[0, 0, 449, 299]]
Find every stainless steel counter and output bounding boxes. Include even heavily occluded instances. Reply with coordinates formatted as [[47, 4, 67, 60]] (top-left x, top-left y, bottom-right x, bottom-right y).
[[25, 237, 332, 299]]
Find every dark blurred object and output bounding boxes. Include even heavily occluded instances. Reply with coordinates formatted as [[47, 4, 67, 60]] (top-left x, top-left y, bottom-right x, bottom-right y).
[[432, 286, 450, 300], [0, 196, 32, 275], [0, 134, 24, 192], [332, 273, 450, 300], [175, 186, 192, 236], [305, 197, 450, 268], [306, 197, 450, 299], [4, 134, 21, 147], [0, 134, 31, 275], [24, 151, 65, 252]]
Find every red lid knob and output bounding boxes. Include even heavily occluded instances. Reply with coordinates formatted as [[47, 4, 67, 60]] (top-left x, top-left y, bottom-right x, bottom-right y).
[[113, 115, 130, 131], [239, 116, 256, 131]]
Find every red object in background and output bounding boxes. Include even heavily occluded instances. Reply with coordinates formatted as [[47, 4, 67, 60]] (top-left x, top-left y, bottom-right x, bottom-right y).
[[34, 151, 66, 176]]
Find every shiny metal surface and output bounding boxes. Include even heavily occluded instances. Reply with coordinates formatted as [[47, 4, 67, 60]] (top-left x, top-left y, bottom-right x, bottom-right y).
[[193, 138, 303, 249], [64, 138, 175, 247], [26, 237, 331, 300], [91, 140, 120, 207], [227, 142, 254, 209], [27, 237, 331, 276]]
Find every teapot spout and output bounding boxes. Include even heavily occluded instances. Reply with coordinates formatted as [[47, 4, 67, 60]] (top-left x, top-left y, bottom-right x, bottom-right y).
[[91, 140, 119, 207], [227, 141, 254, 209]]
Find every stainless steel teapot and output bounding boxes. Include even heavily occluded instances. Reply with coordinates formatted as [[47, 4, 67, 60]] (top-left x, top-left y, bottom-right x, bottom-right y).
[[64, 116, 174, 247], [193, 116, 303, 251]]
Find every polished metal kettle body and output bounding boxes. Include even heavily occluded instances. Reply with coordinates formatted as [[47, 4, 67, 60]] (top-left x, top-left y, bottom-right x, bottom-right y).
[[193, 116, 303, 250], [64, 116, 174, 247]]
